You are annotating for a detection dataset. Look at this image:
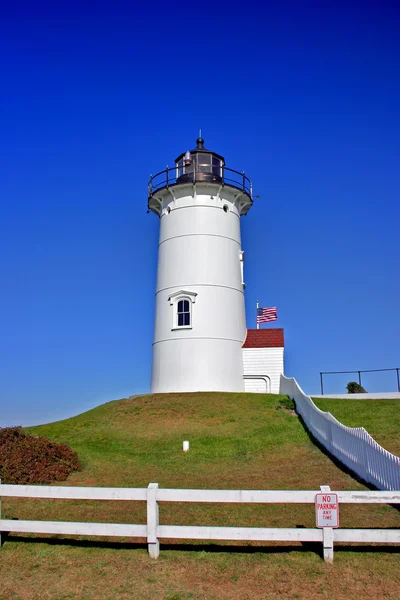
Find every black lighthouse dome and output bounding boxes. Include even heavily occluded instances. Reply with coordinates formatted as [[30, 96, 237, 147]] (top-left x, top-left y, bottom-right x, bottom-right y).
[[175, 136, 225, 184]]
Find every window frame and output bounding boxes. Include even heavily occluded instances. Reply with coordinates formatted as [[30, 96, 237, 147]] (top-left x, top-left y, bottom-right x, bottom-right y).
[[177, 298, 191, 328], [168, 290, 198, 331]]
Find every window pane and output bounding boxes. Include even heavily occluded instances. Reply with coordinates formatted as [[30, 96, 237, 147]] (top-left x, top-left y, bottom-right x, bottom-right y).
[[196, 153, 211, 174], [197, 153, 211, 166], [176, 298, 191, 327], [212, 157, 221, 176], [184, 163, 194, 174]]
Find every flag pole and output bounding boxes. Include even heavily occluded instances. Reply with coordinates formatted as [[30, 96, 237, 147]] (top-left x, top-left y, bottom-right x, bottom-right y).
[[256, 300, 259, 329]]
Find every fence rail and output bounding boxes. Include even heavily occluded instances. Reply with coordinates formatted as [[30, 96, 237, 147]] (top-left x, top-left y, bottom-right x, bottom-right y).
[[1, 481, 399, 562], [280, 375, 400, 491]]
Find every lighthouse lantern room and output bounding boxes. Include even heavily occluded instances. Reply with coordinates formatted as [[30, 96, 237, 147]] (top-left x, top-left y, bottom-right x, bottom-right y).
[[148, 137, 253, 394]]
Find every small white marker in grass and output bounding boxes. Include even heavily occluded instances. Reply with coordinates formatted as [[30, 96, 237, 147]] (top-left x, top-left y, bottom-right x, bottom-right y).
[[183, 441, 189, 452]]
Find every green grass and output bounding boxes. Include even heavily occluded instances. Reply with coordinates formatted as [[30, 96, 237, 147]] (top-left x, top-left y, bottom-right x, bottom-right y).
[[1, 392, 399, 600], [25, 393, 313, 488], [313, 397, 400, 456]]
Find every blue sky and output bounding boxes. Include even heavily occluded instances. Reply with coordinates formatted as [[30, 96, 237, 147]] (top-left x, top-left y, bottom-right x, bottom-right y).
[[1, 2, 399, 426]]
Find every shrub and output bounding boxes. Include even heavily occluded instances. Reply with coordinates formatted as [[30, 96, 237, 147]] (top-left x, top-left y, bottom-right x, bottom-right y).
[[277, 396, 296, 411], [0, 426, 81, 485], [346, 381, 367, 394]]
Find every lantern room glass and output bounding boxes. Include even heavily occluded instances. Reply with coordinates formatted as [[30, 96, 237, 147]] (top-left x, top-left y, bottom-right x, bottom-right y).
[[175, 154, 222, 178]]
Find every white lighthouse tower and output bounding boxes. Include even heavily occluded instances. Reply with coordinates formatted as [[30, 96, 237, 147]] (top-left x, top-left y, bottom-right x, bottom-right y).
[[148, 136, 253, 393]]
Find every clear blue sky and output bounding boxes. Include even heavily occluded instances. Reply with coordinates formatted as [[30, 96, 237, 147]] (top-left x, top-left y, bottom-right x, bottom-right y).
[[1, 2, 399, 426]]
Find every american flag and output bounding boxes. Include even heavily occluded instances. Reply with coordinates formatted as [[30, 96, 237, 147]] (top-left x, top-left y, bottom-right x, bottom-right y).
[[257, 306, 278, 324]]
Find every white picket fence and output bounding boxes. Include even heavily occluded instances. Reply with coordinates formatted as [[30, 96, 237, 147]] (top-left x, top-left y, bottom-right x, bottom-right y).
[[1, 482, 399, 562], [280, 375, 400, 491]]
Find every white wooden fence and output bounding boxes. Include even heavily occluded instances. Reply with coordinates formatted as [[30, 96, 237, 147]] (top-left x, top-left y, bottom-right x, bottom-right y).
[[280, 375, 400, 491], [1, 481, 399, 562]]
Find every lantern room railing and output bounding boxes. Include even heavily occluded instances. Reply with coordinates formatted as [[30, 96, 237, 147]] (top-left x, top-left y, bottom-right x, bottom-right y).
[[148, 165, 252, 199]]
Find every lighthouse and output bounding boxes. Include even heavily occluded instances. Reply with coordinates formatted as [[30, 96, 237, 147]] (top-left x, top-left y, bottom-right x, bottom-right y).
[[148, 136, 253, 394]]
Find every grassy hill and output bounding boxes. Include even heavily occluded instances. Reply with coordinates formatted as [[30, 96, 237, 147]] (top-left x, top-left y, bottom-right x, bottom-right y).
[[1, 392, 399, 600], [313, 397, 400, 456]]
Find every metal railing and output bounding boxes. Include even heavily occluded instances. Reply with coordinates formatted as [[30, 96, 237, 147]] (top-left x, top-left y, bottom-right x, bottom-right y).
[[319, 368, 400, 395], [148, 165, 252, 198]]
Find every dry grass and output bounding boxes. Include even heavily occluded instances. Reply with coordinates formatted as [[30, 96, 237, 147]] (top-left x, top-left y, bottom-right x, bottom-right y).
[[0, 392, 399, 599], [1, 543, 400, 600]]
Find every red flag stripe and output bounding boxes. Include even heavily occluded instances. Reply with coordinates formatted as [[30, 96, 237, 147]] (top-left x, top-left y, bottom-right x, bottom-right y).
[[256, 306, 278, 324]]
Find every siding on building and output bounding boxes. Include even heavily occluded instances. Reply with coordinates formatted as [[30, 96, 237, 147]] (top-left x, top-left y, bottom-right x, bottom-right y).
[[242, 329, 285, 394], [242, 347, 284, 394]]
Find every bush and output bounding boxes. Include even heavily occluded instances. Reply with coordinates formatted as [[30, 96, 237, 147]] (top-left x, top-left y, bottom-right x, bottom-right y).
[[0, 426, 81, 485], [346, 381, 367, 394], [277, 396, 296, 411]]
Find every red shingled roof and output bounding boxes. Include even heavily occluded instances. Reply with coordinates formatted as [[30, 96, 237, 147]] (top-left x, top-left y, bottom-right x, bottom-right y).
[[243, 328, 284, 348]]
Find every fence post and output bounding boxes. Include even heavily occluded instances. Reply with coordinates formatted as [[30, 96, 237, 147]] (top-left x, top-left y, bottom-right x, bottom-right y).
[[360, 431, 371, 483], [327, 420, 333, 453], [147, 483, 159, 559], [320, 485, 334, 562], [322, 527, 334, 563]]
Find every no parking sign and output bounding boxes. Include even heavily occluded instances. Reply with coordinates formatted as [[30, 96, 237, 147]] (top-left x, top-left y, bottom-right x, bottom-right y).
[[315, 493, 339, 528]]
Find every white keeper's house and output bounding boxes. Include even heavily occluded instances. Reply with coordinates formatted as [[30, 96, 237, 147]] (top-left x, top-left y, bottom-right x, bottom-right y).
[[148, 137, 284, 395]]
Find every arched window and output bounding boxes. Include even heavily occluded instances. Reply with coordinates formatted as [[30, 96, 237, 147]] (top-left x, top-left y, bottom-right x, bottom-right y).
[[168, 290, 197, 330], [177, 299, 191, 327]]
